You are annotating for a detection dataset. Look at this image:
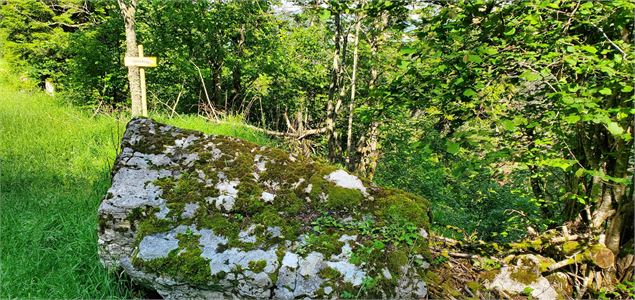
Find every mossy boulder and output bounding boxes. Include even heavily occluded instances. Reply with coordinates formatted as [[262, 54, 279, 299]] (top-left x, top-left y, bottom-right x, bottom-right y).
[[482, 254, 568, 300], [98, 118, 431, 299], [482, 265, 560, 300]]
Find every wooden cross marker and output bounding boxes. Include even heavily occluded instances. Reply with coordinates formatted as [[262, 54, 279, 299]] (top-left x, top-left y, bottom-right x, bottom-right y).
[[124, 44, 157, 117]]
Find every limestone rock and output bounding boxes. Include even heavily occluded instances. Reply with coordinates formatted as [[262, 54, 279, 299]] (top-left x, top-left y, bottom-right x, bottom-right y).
[[98, 118, 431, 299], [483, 266, 561, 300]]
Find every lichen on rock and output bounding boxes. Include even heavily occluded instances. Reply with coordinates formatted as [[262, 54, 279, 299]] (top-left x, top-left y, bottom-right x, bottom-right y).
[[98, 118, 431, 299], [483, 265, 560, 300]]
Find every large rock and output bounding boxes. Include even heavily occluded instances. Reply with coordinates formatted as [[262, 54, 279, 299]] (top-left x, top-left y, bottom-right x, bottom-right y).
[[480, 254, 572, 300], [98, 118, 431, 299]]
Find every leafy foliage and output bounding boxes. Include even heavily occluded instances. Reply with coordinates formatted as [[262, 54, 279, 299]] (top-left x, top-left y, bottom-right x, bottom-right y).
[[1, 0, 633, 277]]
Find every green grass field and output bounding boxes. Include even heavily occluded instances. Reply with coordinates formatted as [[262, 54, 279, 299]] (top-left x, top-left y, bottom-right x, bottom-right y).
[[0, 60, 270, 298]]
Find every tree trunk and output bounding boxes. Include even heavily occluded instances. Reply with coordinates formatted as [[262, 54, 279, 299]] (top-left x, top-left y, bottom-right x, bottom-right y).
[[326, 10, 342, 162], [357, 121, 380, 180], [212, 61, 223, 107], [561, 118, 634, 280], [355, 11, 387, 178], [590, 135, 631, 255], [231, 25, 245, 113], [346, 15, 361, 169], [117, 0, 141, 116]]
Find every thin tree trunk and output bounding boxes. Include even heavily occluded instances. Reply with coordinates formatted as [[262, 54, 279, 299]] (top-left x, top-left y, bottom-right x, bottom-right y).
[[117, 0, 141, 116], [355, 11, 387, 178], [357, 122, 380, 180], [335, 25, 348, 116], [190, 60, 218, 120], [231, 24, 245, 112], [346, 15, 362, 169], [326, 10, 342, 162], [212, 61, 223, 107]]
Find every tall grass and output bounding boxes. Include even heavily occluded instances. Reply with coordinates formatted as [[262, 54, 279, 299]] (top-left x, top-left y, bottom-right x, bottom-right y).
[[0, 59, 271, 298]]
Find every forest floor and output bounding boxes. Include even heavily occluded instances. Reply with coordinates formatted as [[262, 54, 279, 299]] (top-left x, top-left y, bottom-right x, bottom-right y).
[[0, 60, 271, 298]]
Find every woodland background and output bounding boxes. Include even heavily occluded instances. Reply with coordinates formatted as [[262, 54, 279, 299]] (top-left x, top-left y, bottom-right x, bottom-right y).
[[0, 0, 633, 298]]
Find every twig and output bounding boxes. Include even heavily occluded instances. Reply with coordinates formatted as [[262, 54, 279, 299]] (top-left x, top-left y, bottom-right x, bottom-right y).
[[464, 286, 475, 298], [593, 24, 628, 61], [171, 89, 183, 118], [563, 1, 580, 33], [189, 60, 218, 121], [92, 100, 103, 118], [576, 268, 593, 300], [541, 6, 627, 60], [519, 62, 558, 93], [284, 110, 296, 133], [548, 253, 582, 272], [297, 127, 328, 139], [432, 234, 462, 245], [448, 252, 479, 259], [206, 116, 327, 139], [551, 233, 588, 243]]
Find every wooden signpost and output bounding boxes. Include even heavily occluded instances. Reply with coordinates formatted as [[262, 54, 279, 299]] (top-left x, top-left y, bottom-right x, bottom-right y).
[[124, 44, 157, 117]]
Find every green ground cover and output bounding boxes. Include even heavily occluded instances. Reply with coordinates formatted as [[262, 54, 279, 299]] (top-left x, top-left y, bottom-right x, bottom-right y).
[[0, 60, 270, 298]]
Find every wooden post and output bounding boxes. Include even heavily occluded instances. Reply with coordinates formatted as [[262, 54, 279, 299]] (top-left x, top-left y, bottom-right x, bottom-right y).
[[124, 45, 156, 117], [138, 45, 148, 117]]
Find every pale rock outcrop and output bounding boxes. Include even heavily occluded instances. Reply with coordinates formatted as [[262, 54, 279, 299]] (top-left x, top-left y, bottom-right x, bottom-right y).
[[98, 118, 431, 299]]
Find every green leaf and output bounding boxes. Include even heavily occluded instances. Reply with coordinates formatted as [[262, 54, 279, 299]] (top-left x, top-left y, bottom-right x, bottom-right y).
[[606, 122, 624, 136], [598, 88, 612, 95], [575, 168, 585, 178], [586, 169, 631, 184], [564, 115, 581, 123], [468, 54, 482, 63], [614, 55, 623, 63], [398, 60, 410, 70], [580, 2, 593, 10], [538, 158, 575, 171], [400, 47, 416, 55], [513, 116, 528, 125], [372, 240, 385, 250], [546, 1, 559, 8], [525, 15, 539, 25], [621, 85, 633, 93], [580, 45, 597, 54], [520, 70, 542, 81], [564, 56, 577, 65], [319, 9, 331, 22], [501, 119, 516, 131], [481, 47, 498, 55], [504, 28, 516, 36], [463, 89, 477, 97], [446, 141, 460, 155]]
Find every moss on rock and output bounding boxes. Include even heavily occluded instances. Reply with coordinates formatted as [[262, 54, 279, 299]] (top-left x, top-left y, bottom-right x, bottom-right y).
[[248, 260, 267, 273], [319, 267, 342, 280], [387, 249, 409, 274], [509, 267, 539, 285], [133, 231, 215, 286], [99, 118, 432, 299]]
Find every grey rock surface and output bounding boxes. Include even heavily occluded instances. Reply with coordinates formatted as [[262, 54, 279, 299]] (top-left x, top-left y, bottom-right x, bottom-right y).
[[98, 118, 431, 299], [484, 266, 558, 300]]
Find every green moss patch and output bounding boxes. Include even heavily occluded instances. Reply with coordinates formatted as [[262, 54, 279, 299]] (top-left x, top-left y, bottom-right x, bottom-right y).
[[132, 231, 215, 286], [319, 267, 342, 280], [510, 267, 539, 285], [248, 260, 267, 273], [125, 119, 431, 292]]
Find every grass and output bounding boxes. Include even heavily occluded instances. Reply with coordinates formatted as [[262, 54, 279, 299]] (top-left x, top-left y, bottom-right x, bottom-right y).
[[0, 59, 271, 298]]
